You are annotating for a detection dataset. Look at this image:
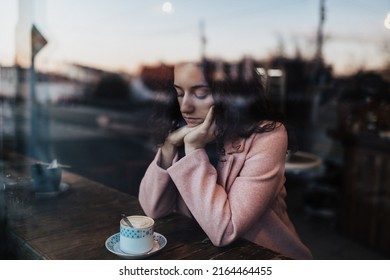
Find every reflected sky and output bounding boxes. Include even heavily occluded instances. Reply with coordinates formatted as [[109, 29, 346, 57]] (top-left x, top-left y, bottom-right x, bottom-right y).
[[0, 0, 389, 76]]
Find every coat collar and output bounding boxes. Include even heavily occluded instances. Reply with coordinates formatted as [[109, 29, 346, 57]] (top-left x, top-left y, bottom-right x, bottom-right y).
[[224, 137, 246, 154]]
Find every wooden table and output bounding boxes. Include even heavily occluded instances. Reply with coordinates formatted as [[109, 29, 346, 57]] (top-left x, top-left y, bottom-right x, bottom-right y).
[[2, 155, 290, 260]]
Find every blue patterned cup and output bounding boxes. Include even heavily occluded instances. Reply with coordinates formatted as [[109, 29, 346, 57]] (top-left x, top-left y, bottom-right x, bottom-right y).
[[119, 215, 154, 254]]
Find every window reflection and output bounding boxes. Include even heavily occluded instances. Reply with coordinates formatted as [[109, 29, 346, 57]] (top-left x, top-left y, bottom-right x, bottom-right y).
[[1, 0, 390, 260]]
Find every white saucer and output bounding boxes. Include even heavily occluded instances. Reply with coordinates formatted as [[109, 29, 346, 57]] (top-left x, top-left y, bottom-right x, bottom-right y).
[[105, 232, 167, 259], [35, 182, 70, 198]]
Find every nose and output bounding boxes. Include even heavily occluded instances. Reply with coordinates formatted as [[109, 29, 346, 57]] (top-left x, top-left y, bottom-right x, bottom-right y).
[[180, 93, 195, 114]]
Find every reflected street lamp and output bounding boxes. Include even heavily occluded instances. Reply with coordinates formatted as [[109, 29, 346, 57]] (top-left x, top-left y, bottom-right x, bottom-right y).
[[384, 12, 390, 29]]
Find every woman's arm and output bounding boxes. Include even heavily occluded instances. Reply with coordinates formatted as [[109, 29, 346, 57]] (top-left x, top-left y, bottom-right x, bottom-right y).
[[139, 121, 197, 217], [138, 149, 179, 218], [167, 125, 288, 246]]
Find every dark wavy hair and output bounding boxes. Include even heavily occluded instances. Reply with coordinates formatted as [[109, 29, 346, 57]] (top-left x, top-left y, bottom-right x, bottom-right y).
[[149, 61, 284, 156]]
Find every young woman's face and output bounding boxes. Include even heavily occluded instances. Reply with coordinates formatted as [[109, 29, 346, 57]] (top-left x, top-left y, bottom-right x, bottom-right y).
[[173, 64, 215, 127]]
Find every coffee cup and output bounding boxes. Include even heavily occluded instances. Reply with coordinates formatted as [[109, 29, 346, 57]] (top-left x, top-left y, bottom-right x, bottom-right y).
[[31, 163, 62, 193], [119, 215, 154, 254]]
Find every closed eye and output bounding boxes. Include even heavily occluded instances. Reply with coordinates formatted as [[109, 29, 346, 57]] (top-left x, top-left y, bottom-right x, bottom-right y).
[[193, 87, 211, 99], [174, 86, 184, 98], [174, 84, 211, 99]]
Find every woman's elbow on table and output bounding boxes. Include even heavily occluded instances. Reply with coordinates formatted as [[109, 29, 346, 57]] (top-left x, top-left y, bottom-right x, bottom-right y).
[[209, 239, 232, 247], [207, 230, 239, 247], [139, 197, 177, 220], [140, 207, 159, 220], [139, 202, 171, 219]]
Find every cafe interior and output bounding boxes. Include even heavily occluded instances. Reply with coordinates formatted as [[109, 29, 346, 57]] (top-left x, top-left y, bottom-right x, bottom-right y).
[[1, 0, 390, 260]]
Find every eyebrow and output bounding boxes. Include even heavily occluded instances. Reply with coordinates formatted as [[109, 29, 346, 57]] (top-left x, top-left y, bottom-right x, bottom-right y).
[[173, 84, 210, 90]]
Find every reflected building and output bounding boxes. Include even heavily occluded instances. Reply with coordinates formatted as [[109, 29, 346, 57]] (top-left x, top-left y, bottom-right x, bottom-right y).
[[137, 56, 330, 122], [0, 64, 110, 105]]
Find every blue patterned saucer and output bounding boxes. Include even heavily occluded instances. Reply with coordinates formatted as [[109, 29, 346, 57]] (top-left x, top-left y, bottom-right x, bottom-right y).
[[105, 232, 167, 259]]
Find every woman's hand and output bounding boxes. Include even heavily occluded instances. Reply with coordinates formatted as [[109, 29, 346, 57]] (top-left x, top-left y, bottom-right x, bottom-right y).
[[165, 125, 194, 148], [184, 106, 216, 155], [160, 124, 194, 169], [160, 106, 216, 167]]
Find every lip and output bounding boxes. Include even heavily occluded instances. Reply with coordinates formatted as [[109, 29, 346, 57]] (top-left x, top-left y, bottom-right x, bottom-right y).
[[184, 117, 202, 126]]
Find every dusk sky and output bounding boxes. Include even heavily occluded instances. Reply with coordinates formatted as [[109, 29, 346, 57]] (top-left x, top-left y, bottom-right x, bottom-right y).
[[0, 0, 389, 76]]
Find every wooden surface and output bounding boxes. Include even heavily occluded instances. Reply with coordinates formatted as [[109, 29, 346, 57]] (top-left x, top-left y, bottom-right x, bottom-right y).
[[3, 155, 290, 260]]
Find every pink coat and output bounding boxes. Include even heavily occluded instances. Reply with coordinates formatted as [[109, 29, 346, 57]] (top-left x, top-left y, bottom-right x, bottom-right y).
[[139, 124, 313, 259]]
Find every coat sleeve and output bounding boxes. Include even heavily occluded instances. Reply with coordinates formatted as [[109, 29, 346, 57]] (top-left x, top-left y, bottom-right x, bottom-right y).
[[138, 148, 180, 219], [167, 125, 288, 246]]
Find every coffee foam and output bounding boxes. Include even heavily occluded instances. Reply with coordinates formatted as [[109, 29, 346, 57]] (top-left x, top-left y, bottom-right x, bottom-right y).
[[121, 215, 154, 228]]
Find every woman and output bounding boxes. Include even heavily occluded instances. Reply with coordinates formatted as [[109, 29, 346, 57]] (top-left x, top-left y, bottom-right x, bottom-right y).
[[138, 61, 313, 259]]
